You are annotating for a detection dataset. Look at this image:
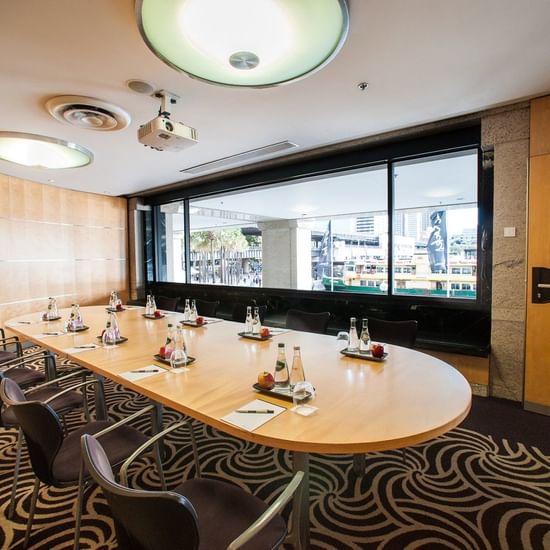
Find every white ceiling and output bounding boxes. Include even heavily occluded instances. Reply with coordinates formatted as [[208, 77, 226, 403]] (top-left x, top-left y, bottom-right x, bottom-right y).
[[1, 0, 549, 197]]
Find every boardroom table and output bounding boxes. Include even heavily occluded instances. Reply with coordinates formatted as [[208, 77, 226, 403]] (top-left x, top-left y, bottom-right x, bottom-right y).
[[5, 305, 472, 549]]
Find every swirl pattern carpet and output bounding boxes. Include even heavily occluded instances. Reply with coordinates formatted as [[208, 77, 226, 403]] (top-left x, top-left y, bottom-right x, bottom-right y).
[[0, 350, 549, 549]]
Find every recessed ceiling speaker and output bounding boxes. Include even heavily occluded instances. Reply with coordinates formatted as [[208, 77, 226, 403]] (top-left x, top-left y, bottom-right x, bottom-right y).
[[45, 95, 131, 131], [126, 79, 156, 95]]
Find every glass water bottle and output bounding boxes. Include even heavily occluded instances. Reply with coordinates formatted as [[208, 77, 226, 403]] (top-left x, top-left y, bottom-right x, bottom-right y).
[[244, 306, 253, 333], [164, 323, 175, 357], [183, 299, 191, 321], [189, 300, 197, 322], [289, 346, 306, 388], [252, 306, 260, 335], [359, 318, 371, 352], [47, 297, 59, 320], [348, 317, 359, 351], [274, 343, 290, 389], [170, 326, 188, 370]]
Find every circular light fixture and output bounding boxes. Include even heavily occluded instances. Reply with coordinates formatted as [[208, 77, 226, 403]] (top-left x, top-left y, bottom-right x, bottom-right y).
[[126, 79, 157, 95], [135, 0, 349, 88], [0, 132, 93, 169]]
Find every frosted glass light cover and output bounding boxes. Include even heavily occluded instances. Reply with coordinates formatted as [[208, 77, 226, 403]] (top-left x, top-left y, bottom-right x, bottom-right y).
[[136, 0, 349, 87], [0, 132, 93, 169]]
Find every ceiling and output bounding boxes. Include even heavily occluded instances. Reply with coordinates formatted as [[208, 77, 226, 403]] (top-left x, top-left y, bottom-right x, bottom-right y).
[[1, 0, 549, 197]]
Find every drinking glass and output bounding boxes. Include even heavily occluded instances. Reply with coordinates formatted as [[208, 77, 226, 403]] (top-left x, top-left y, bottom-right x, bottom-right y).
[[169, 348, 188, 372], [102, 327, 117, 346], [292, 381, 315, 414]]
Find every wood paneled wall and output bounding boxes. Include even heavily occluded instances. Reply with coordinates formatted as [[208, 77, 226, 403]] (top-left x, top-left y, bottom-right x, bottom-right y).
[[0, 174, 128, 327], [524, 95, 550, 413]]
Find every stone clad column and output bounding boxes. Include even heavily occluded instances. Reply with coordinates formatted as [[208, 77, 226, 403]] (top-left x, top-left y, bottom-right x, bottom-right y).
[[258, 220, 312, 290], [482, 104, 530, 400]]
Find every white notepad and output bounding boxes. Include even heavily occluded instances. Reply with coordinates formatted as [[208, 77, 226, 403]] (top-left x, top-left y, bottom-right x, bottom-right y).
[[62, 344, 100, 354], [119, 365, 168, 382], [221, 399, 286, 432], [35, 331, 65, 338]]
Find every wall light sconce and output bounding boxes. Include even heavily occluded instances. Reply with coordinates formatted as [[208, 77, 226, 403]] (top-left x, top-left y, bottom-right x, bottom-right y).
[[136, 0, 349, 87]]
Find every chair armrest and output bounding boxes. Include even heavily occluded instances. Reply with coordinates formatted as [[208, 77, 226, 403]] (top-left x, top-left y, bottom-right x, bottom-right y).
[[25, 368, 87, 395], [0, 349, 51, 369], [227, 471, 304, 550], [119, 420, 191, 486], [93, 404, 156, 439], [41, 375, 94, 405]]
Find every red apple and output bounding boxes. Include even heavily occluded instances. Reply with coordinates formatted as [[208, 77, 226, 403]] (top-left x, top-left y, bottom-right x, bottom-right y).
[[116, 303, 123, 311], [371, 343, 385, 358], [257, 371, 275, 389], [154, 310, 162, 318], [195, 316, 205, 326], [159, 346, 166, 358], [259, 327, 270, 338]]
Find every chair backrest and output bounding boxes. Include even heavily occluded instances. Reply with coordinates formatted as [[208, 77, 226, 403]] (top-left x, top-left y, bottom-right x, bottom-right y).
[[232, 303, 267, 324], [285, 309, 330, 334], [0, 378, 65, 485], [195, 299, 219, 318], [367, 318, 418, 348], [155, 296, 180, 312], [81, 434, 200, 550]]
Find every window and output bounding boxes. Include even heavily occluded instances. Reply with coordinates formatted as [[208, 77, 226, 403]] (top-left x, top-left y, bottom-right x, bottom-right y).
[[144, 129, 485, 304], [156, 201, 186, 282], [188, 165, 388, 292], [392, 150, 478, 299]]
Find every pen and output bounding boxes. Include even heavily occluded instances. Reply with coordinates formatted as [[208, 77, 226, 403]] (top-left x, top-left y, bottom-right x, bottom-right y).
[[236, 409, 275, 414], [75, 345, 97, 349], [43, 332, 62, 335], [131, 369, 161, 373]]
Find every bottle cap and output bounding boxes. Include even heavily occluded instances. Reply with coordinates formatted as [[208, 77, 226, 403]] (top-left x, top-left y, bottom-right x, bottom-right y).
[[278, 342, 285, 347], [294, 345, 300, 350]]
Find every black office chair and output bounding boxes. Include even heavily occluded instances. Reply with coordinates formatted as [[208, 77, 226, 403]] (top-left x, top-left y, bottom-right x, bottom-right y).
[[0, 377, 163, 549], [81, 426, 304, 550], [367, 318, 418, 348], [0, 349, 59, 389], [232, 303, 267, 325], [195, 299, 220, 318], [155, 296, 180, 312], [286, 309, 330, 334], [0, 327, 23, 364], [0, 366, 86, 519]]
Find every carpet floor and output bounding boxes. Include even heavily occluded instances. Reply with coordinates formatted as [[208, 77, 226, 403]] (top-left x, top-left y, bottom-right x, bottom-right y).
[[0, 351, 549, 549]]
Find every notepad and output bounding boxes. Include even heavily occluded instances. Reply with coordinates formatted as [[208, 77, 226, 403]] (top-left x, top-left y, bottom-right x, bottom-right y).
[[119, 365, 168, 382], [62, 344, 100, 354], [35, 331, 65, 338], [221, 399, 286, 432]]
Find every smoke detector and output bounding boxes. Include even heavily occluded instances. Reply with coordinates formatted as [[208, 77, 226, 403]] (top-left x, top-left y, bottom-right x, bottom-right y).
[[45, 95, 131, 131]]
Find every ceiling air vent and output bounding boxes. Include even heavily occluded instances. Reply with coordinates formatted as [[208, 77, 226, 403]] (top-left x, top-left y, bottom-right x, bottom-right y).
[[180, 141, 298, 175], [45, 95, 131, 131]]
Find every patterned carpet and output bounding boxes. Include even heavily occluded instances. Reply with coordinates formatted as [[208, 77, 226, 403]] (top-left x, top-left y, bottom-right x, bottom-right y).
[[1, 350, 549, 549]]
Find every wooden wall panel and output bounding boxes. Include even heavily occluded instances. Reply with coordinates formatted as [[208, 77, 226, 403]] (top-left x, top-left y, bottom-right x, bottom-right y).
[[524, 95, 550, 413], [0, 174, 128, 327]]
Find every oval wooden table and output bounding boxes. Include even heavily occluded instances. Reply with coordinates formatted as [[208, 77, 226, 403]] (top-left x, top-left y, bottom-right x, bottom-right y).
[[6, 305, 472, 549]]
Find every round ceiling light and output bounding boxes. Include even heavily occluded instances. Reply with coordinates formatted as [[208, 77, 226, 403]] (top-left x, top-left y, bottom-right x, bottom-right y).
[[135, 0, 349, 88], [45, 95, 131, 131], [0, 132, 93, 169]]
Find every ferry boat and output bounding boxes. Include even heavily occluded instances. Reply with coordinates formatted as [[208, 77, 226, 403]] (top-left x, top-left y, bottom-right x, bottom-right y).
[[321, 254, 476, 298]]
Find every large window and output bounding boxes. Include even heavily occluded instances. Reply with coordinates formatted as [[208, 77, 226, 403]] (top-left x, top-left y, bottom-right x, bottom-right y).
[[145, 130, 485, 304], [156, 201, 186, 282], [393, 150, 478, 299], [188, 165, 388, 291]]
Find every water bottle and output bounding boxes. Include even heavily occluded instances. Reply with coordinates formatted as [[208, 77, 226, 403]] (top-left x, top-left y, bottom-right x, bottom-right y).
[[274, 343, 290, 389], [164, 323, 175, 358], [170, 326, 188, 370], [359, 319, 371, 353], [289, 346, 306, 388], [244, 306, 253, 334], [348, 317, 359, 351], [145, 295, 153, 316], [189, 300, 198, 323], [183, 299, 191, 321], [252, 306, 260, 335]]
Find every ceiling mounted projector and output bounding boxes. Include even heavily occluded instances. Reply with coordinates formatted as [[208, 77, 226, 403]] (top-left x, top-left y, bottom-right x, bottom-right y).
[[138, 90, 198, 152]]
